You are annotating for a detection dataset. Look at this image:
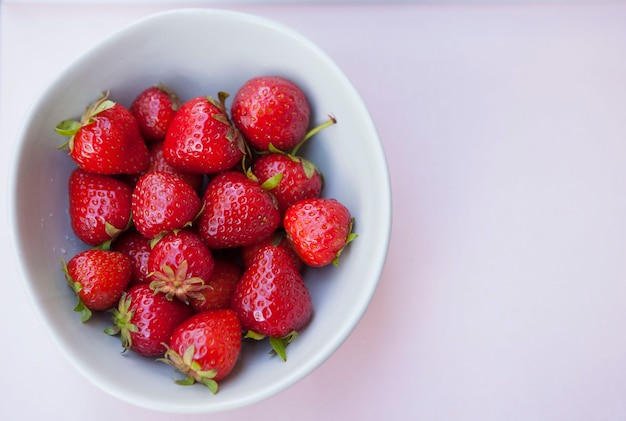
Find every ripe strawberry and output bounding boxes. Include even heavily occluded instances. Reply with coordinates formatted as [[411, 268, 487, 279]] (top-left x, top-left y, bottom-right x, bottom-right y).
[[62, 249, 132, 322], [231, 245, 312, 361], [283, 198, 357, 267], [250, 116, 335, 212], [131, 172, 202, 239], [130, 84, 181, 142], [240, 230, 303, 272], [198, 171, 281, 249], [159, 309, 242, 393], [189, 258, 242, 313], [148, 229, 214, 303], [231, 75, 310, 151], [163, 93, 245, 174], [56, 92, 149, 174], [111, 228, 152, 285], [68, 168, 132, 247], [105, 284, 194, 357], [252, 152, 322, 214]]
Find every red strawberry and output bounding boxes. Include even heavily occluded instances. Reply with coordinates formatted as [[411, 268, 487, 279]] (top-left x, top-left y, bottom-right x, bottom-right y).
[[130, 84, 181, 142], [159, 309, 242, 393], [251, 116, 335, 212], [105, 284, 194, 357], [198, 171, 281, 249], [283, 198, 357, 267], [163, 93, 245, 174], [231, 245, 312, 361], [241, 230, 303, 272], [131, 172, 202, 239], [148, 229, 214, 303], [68, 168, 132, 247], [56, 92, 149, 174], [231, 76, 310, 151], [252, 153, 322, 214], [146, 141, 204, 192], [111, 228, 152, 285], [62, 249, 132, 322], [189, 258, 242, 313]]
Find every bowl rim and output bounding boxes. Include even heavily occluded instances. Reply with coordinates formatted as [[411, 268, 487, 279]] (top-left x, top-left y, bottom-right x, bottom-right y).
[[8, 7, 392, 413]]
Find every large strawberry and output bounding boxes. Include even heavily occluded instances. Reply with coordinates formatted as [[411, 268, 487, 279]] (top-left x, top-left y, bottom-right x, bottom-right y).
[[231, 75, 311, 151], [159, 309, 242, 393], [188, 258, 242, 313], [111, 228, 152, 285], [284, 198, 357, 267], [68, 168, 133, 247], [163, 93, 245, 174], [105, 284, 194, 357], [231, 245, 312, 361], [148, 229, 214, 303], [130, 84, 181, 142], [198, 171, 281, 249], [131, 172, 202, 239], [62, 249, 132, 322], [56, 92, 149, 174]]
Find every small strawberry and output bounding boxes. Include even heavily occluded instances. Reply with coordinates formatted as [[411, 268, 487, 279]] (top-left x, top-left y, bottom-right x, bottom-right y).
[[231, 75, 311, 151], [251, 116, 335, 213], [68, 168, 132, 247], [189, 258, 242, 313], [105, 284, 194, 357], [198, 171, 281, 249], [240, 230, 303, 272], [131, 172, 202, 239], [283, 198, 357, 267], [111, 228, 152, 285], [130, 84, 181, 142], [62, 249, 132, 322], [163, 93, 245, 174], [231, 245, 312, 361], [159, 309, 242, 393], [148, 229, 214, 303], [56, 91, 149, 175]]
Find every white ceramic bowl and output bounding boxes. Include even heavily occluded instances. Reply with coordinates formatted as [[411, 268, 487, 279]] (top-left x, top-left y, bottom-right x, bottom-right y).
[[9, 8, 391, 413]]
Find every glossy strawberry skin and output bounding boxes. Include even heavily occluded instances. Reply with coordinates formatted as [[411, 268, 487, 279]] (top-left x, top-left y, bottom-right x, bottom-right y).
[[163, 95, 244, 174], [252, 153, 322, 213], [241, 230, 303, 272], [131, 172, 202, 239], [68, 168, 132, 246], [283, 198, 354, 267], [111, 229, 152, 285], [146, 140, 204, 192], [189, 258, 242, 313], [130, 85, 181, 142], [65, 249, 132, 312], [108, 284, 194, 357], [231, 246, 312, 338], [69, 102, 149, 175], [167, 309, 242, 382], [231, 76, 310, 151], [198, 171, 281, 249]]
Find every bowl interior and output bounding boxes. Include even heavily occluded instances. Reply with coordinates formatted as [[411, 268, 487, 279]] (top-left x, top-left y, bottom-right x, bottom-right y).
[[10, 8, 391, 413]]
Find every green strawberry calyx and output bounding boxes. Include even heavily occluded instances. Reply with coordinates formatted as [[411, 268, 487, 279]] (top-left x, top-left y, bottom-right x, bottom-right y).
[[104, 291, 138, 352], [148, 260, 211, 304], [333, 217, 358, 267], [244, 330, 298, 362], [55, 90, 116, 151], [207, 92, 248, 155], [60, 259, 92, 322], [158, 344, 219, 394]]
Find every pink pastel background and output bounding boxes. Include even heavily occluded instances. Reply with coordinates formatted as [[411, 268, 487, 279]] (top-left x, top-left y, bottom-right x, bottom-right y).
[[2, 1, 626, 420]]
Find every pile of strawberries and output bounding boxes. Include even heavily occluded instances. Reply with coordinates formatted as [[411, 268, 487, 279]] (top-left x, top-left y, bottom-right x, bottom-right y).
[[55, 76, 356, 393]]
